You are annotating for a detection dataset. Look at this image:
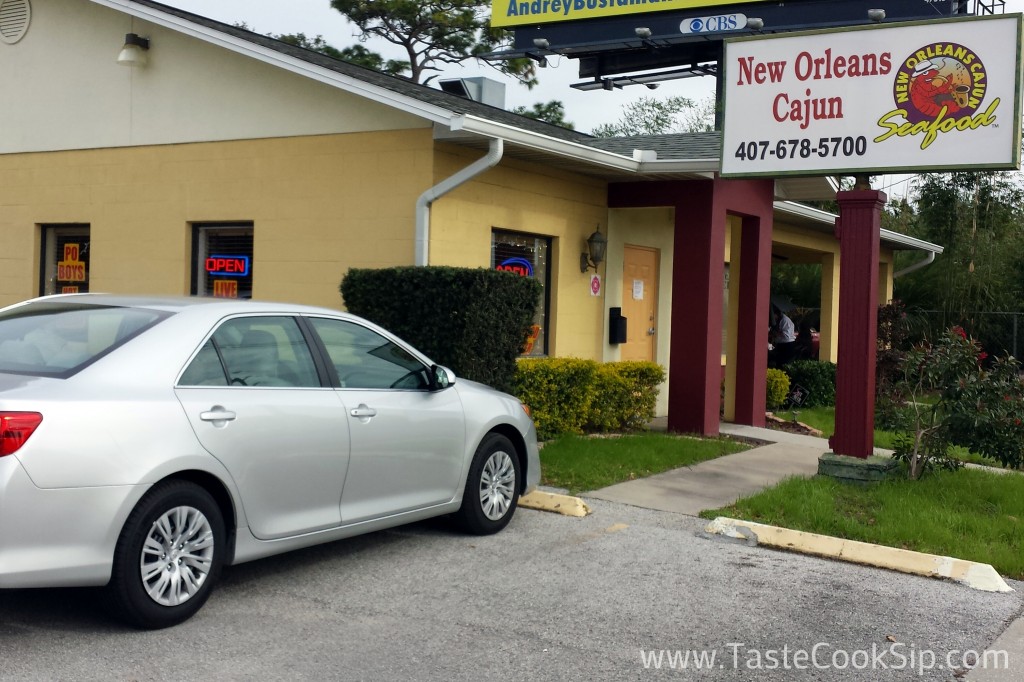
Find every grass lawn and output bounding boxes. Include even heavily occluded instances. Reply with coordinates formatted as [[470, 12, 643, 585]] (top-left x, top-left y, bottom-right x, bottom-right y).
[[701, 468, 1024, 579], [772, 406, 1011, 467], [539, 433, 749, 495], [771, 406, 902, 449]]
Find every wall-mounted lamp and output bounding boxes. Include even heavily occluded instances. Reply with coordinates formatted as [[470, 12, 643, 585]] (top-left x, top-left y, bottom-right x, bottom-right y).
[[117, 32, 150, 66], [746, 17, 764, 30], [867, 8, 886, 21], [634, 27, 652, 38], [580, 227, 607, 273]]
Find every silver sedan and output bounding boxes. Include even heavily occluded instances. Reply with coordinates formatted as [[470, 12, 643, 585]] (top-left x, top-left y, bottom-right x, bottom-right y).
[[0, 295, 539, 628]]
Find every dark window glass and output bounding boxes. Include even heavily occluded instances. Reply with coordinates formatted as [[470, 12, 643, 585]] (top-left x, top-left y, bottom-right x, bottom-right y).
[[491, 229, 551, 356], [192, 224, 254, 299], [0, 302, 166, 377], [187, 316, 320, 388], [309, 317, 429, 390], [41, 225, 90, 296], [178, 341, 228, 386]]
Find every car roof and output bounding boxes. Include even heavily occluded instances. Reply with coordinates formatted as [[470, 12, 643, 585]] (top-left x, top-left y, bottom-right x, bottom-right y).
[[12, 294, 347, 317]]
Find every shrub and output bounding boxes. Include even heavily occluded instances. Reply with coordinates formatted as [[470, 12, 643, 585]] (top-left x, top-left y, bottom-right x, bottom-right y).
[[514, 359, 599, 440], [783, 360, 836, 407], [513, 359, 665, 440], [891, 327, 1024, 478], [876, 300, 913, 430], [765, 369, 790, 410], [341, 266, 541, 393], [586, 361, 666, 433]]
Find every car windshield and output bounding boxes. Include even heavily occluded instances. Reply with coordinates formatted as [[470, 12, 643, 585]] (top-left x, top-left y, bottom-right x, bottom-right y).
[[0, 302, 168, 377]]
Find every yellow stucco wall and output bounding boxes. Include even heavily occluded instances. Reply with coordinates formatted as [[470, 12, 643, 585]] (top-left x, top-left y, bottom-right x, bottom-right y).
[[0, 130, 435, 310], [428, 144, 609, 359]]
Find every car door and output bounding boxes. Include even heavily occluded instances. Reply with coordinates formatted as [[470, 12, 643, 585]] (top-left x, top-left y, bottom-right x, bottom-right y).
[[175, 315, 350, 540], [306, 317, 465, 525]]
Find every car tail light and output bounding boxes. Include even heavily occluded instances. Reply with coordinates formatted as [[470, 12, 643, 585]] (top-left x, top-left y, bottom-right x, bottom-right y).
[[0, 413, 43, 457]]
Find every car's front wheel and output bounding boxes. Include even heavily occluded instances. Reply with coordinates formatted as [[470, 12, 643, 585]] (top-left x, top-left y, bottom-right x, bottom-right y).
[[106, 480, 225, 629], [457, 433, 521, 535]]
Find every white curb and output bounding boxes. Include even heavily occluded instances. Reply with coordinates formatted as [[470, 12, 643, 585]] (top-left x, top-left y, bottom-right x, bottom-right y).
[[705, 517, 1013, 593], [519, 491, 591, 517]]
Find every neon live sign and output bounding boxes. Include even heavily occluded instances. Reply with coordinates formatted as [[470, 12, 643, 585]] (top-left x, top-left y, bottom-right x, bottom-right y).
[[495, 257, 533, 277], [205, 255, 250, 277]]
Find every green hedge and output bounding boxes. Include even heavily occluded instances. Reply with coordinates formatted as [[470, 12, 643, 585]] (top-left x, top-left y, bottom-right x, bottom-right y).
[[514, 359, 665, 440], [765, 368, 790, 410], [783, 360, 837, 407], [341, 266, 541, 393]]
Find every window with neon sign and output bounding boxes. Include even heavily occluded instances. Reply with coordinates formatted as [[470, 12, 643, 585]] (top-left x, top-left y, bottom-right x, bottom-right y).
[[192, 224, 254, 299], [491, 229, 551, 357], [41, 224, 90, 296]]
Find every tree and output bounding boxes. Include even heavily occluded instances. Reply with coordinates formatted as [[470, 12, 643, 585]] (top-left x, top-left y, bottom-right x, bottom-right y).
[[897, 171, 1024, 352], [330, 0, 536, 86], [591, 95, 714, 137], [511, 101, 574, 130], [234, 24, 410, 76]]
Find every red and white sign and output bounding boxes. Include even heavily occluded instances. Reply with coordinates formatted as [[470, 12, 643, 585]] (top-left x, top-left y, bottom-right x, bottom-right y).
[[721, 15, 1022, 177], [590, 274, 602, 297], [57, 243, 87, 283]]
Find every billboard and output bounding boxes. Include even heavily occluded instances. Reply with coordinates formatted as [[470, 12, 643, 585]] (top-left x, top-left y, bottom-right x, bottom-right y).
[[492, 0, 773, 28], [720, 15, 1023, 178]]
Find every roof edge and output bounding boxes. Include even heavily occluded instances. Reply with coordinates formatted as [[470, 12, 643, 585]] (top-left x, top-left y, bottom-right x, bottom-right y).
[[87, 0, 459, 125], [774, 201, 944, 254]]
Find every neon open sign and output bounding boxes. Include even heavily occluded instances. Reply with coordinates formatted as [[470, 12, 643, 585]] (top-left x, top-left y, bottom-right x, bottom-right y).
[[205, 255, 251, 277], [495, 257, 534, 277]]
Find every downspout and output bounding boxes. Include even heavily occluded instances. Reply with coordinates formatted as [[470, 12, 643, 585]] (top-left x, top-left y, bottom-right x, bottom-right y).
[[894, 251, 936, 278], [415, 138, 504, 266]]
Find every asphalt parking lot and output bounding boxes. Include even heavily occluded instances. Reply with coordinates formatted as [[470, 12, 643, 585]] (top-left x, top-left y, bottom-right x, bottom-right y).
[[1, 500, 1021, 681]]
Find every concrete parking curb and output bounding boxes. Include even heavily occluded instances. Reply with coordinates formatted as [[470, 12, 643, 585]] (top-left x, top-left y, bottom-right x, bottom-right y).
[[704, 517, 1013, 593], [520, 491, 591, 517]]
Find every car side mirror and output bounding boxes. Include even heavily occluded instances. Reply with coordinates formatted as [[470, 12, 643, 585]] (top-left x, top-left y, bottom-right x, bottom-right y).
[[430, 365, 456, 391]]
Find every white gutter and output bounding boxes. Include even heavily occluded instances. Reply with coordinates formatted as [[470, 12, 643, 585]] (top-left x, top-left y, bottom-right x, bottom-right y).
[[415, 138, 504, 266], [894, 251, 937, 278]]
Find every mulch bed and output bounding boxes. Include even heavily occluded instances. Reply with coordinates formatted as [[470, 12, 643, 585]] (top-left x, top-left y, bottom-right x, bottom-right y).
[[764, 413, 824, 437]]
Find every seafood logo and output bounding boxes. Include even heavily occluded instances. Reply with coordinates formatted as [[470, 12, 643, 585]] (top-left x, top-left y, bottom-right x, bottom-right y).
[[892, 44, 987, 124]]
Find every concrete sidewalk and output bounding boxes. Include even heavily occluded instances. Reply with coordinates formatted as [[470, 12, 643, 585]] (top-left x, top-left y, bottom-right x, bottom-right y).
[[585, 422, 885, 516]]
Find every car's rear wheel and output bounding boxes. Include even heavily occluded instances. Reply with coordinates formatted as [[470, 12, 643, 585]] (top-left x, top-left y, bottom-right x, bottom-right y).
[[106, 480, 225, 629], [457, 433, 521, 535]]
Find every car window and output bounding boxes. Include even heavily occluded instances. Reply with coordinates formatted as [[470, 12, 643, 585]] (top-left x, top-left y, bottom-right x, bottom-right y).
[[0, 302, 167, 377], [308, 317, 429, 390], [178, 340, 228, 386], [179, 316, 320, 388]]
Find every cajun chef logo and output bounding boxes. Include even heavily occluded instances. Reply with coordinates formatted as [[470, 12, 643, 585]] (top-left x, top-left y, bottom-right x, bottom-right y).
[[876, 42, 999, 150]]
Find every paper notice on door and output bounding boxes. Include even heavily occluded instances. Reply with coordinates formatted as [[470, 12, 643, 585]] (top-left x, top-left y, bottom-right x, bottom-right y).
[[632, 279, 644, 301]]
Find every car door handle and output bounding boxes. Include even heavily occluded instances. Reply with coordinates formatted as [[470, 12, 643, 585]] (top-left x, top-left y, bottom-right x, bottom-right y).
[[200, 408, 237, 422], [350, 404, 377, 419]]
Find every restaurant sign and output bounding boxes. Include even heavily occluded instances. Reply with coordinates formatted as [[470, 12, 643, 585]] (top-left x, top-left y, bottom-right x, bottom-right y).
[[720, 15, 1022, 177]]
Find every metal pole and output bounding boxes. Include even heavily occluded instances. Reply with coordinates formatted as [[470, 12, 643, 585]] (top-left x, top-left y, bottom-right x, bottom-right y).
[[1013, 313, 1018, 360]]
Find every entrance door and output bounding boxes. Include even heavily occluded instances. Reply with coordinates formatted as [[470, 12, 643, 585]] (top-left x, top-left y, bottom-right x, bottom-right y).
[[621, 245, 659, 362]]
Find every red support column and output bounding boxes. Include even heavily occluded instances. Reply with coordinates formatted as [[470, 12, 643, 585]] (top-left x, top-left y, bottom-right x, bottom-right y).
[[732, 213, 773, 426], [665, 181, 726, 436], [829, 189, 887, 458]]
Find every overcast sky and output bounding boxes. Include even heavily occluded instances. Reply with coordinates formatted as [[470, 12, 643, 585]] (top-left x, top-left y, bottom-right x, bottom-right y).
[[166, 0, 1022, 199]]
